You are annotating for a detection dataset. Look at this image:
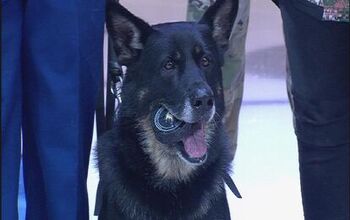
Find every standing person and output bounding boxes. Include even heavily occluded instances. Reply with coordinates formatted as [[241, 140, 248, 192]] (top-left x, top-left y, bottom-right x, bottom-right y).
[[187, 0, 250, 160], [274, 0, 349, 219], [188, 0, 349, 220], [1, 0, 105, 219]]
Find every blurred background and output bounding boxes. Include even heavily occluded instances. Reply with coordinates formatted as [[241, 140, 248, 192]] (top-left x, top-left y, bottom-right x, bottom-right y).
[[18, 0, 304, 219]]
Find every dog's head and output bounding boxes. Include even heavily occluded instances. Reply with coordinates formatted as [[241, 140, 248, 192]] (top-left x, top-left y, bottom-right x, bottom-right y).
[[107, 0, 237, 181]]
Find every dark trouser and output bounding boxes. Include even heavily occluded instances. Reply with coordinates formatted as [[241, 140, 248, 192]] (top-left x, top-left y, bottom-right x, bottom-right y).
[[279, 1, 349, 219], [1, 0, 104, 219]]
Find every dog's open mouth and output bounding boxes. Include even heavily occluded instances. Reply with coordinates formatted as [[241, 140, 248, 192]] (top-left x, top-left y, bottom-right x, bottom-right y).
[[177, 124, 208, 165], [152, 106, 208, 165]]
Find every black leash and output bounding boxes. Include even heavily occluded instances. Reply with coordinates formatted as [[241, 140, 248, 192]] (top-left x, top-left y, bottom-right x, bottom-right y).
[[223, 173, 242, 199]]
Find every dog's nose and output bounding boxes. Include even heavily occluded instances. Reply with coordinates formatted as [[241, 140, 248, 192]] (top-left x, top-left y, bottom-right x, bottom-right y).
[[190, 88, 214, 111]]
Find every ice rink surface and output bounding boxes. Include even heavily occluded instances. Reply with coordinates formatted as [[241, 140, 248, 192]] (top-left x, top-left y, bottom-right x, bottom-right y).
[[18, 1, 304, 219]]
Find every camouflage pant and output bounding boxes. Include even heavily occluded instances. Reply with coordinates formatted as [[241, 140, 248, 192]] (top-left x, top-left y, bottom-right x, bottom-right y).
[[187, 0, 250, 159]]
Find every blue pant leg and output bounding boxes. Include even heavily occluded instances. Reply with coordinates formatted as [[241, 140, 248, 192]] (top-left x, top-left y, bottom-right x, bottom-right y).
[[21, 0, 105, 219], [280, 1, 349, 220], [1, 0, 23, 219]]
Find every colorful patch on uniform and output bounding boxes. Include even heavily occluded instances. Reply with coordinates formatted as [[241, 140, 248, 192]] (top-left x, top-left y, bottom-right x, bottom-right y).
[[307, 0, 349, 22]]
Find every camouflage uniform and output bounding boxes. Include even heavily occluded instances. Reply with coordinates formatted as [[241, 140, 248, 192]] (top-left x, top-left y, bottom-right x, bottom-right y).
[[187, 0, 250, 159], [307, 0, 349, 22]]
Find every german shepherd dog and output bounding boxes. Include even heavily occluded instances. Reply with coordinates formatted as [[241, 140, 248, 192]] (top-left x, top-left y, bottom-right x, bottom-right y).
[[97, 0, 238, 219]]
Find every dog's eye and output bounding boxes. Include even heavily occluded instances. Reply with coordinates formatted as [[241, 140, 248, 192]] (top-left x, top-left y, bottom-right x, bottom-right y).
[[201, 56, 210, 67], [163, 60, 176, 70]]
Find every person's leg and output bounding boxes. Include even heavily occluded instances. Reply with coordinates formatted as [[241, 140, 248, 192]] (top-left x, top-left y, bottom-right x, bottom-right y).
[[221, 0, 250, 159], [280, 1, 349, 219], [187, 0, 250, 159], [1, 0, 23, 219], [21, 0, 105, 219]]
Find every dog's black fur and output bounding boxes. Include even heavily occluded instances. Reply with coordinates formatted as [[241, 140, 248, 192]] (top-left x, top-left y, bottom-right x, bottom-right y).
[[97, 0, 238, 219]]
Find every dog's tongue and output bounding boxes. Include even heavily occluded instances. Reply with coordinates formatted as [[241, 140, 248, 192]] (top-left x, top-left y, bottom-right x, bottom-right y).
[[183, 125, 207, 158]]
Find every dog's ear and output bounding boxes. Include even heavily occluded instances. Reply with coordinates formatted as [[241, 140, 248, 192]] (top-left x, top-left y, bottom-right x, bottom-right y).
[[106, 1, 153, 65], [199, 0, 238, 52]]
